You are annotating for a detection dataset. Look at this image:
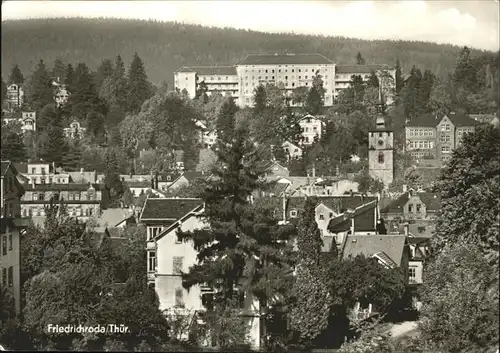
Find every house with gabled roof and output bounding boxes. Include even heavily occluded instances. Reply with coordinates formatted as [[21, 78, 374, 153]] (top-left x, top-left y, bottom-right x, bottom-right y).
[[405, 111, 481, 165], [166, 171, 213, 191], [380, 189, 439, 237], [341, 234, 410, 320], [145, 198, 261, 349]]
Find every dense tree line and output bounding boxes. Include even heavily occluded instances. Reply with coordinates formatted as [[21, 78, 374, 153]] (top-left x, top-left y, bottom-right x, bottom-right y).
[[2, 18, 493, 87]]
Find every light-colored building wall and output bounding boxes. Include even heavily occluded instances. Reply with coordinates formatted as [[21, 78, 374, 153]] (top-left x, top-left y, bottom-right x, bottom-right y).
[[152, 212, 261, 349], [174, 71, 197, 98], [282, 141, 302, 159], [236, 63, 335, 107], [6, 84, 24, 109], [299, 115, 324, 145], [64, 121, 86, 139], [1, 225, 21, 314], [408, 260, 423, 285], [198, 74, 239, 99], [368, 128, 394, 187]]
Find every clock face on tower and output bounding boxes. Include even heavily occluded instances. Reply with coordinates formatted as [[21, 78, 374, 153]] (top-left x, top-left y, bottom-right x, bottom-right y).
[[378, 139, 384, 147]]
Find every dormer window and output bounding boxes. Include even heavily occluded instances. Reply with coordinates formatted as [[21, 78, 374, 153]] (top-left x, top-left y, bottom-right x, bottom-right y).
[[319, 214, 324, 220], [416, 204, 421, 213], [290, 210, 298, 218]]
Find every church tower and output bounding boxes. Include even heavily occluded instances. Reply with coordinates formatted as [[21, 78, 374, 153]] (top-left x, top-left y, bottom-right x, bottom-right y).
[[368, 105, 394, 188]]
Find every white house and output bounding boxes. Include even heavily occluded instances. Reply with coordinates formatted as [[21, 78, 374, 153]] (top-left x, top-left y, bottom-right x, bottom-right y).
[[146, 198, 261, 349]]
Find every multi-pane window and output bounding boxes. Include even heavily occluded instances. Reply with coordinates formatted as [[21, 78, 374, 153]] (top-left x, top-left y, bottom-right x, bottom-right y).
[[173, 257, 184, 275], [290, 210, 298, 218], [409, 267, 416, 281], [2, 268, 6, 286], [175, 288, 184, 307], [378, 152, 385, 164], [148, 251, 156, 272], [8, 234, 12, 250], [8, 266, 13, 287], [2, 235, 7, 255], [148, 227, 161, 240], [408, 204, 413, 213], [416, 204, 421, 213]]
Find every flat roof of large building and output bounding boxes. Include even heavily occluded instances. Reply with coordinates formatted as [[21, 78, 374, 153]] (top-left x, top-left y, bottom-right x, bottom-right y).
[[237, 53, 333, 66], [336, 64, 394, 74], [176, 66, 237, 76]]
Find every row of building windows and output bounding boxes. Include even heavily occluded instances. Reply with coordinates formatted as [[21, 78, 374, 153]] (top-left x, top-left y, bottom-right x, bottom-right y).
[[1, 267, 14, 287], [244, 67, 322, 74], [408, 203, 423, 213], [408, 140, 435, 150], [29, 192, 96, 201], [22, 207, 95, 217], [28, 177, 69, 184], [407, 128, 435, 137], [1, 234, 13, 255]]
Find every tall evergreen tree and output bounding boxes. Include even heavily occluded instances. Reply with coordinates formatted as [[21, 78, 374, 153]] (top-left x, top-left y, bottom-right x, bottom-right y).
[[395, 59, 403, 94], [305, 72, 325, 115], [9, 64, 24, 85], [27, 60, 54, 111], [94, 59, 114, 92], [126, 52, 153, 113], [51, 59, 66, 82], [1, 121, 27, 162], [39, 113, 68, 166], [104, 149, 124, 200], [64, 63, 75, 91], [367, 70, 379, 88], [61, 138, 83, 171], [356, 52, 366, 65], [195, 78, 209, 103], [178, 96, 295, 314], [69, 63, 107, 121]]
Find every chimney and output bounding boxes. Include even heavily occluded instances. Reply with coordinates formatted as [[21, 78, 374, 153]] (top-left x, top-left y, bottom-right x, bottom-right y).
[[80, 168, 84, 175], [403, 222, 409, 236], [350, 217, 355, 235], [335, 165, 340, 177], [402, 184, 408, 193], [282, 191, 287, 223], [312, 163, 316, 178]]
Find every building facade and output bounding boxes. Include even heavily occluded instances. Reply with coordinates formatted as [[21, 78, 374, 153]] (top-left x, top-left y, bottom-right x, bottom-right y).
[[64, 120, 86, 139], [2, 111, 37, 132], [20, 183, 103, 221], [5, 84, 24, 110], [174, 54, 395, 108], [368, 115, 394, 188], [298, 114, 325, 145], [405, 112, 480, 165]]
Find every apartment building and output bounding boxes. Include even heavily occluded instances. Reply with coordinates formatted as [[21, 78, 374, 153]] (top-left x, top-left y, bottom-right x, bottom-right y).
[[15, 160, 70, 185], [174, 66, 239, 101], [20, 183, 103, 221], [174, 54, 395, 108], [405, 112, 480, 165], [298, 114, 325, 144]]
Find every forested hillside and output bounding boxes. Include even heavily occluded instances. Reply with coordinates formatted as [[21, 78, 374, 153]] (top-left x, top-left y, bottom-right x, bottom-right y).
[[1, 17, 491, 86]]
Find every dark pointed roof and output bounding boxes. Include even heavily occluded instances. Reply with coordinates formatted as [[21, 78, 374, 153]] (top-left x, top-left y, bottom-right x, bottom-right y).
[[139, 198, 203, 221], [380, 191, 440, 213], [342, 235, 407, 267]]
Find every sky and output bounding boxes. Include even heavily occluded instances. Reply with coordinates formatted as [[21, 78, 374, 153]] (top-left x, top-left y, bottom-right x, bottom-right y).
[[2, 0, 499, 51]]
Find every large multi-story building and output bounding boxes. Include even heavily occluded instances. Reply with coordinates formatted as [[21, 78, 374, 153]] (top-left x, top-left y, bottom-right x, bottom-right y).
[[298, 114, 325, 144], [405, 112, 481, 165], [174, 54, 395, 108], [1, 161, 26, 315], [20, 183, 103, 221], [15, 159, 71, 185]]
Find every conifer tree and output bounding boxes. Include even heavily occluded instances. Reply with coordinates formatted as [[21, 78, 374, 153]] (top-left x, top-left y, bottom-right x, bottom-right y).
[[104, 149, 124, 200], [367, 70, 379, 88], [62, 138, 83, 171], [51, 59, 66, 82], [64, 63, 75, 91], [9, 64, 24, 85], [356, 52, 366, 65], [1, 121, 27, 162], [39, 113, 68, 167], [305, 72, 325, 115], [195, 79, 209, 103], [178, 97, 295, 311], [395, 59, 403, 94], [27, 60, 54, 110], [126, 52, 153, 113], [94, 59, 114, 92], [253, 84, 267, 114]]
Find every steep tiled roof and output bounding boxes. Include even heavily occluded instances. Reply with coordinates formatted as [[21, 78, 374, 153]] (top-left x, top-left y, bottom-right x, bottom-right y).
[[380, 191, 440, 213], [406, 113, 440, 127], [327, 200, 377, 233], [23, 183, 104, 191], [140, 198, 203, 220], [238, 53, 333, 66], [68, 171, 97, 184], [93, 208, 135, 230], [181, 171, 211, 183], [342, 235, 407, 267], [446, 111, 481, 127], [13, 163, 27, 174], [1, 161, 11, 176], [336, 64, 394, 74], [469, 114, 497, 124]]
